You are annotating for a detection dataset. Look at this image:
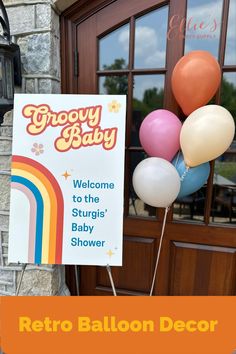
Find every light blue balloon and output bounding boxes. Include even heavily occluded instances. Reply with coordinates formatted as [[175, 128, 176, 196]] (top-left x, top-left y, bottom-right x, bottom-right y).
[[172, 152, 210, 199]]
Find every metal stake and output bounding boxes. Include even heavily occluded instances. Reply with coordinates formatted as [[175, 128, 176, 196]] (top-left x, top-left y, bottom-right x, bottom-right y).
[[106, 264, 117, 296], [16, 263, 27, 296]]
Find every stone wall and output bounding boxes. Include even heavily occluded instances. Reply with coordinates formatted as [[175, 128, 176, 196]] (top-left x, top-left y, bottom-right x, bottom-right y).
[[5, 0, 61, 94], [0, 0, 70, 295]]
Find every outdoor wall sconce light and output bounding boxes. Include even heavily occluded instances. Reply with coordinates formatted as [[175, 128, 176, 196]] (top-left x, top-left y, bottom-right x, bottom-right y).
[[0, 0, 21, 125]]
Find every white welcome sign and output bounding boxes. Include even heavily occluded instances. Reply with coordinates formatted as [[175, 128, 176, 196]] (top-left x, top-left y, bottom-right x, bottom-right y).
[[8, 94, 126, 266]]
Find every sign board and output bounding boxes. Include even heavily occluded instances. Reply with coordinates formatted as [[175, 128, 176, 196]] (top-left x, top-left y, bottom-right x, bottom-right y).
[[8, 94, 126, 266]]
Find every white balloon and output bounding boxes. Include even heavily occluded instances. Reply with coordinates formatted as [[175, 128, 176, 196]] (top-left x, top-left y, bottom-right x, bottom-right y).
[[132, 157, 180, 208]]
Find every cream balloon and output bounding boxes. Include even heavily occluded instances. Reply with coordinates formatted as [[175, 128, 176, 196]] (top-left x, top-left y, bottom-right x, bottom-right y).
[[180, 105, 235, 167], [132, 157, 180, 208]]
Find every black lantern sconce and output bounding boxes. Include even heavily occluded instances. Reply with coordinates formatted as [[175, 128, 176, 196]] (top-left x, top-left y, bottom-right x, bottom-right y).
[[0, 0, 22, 125]]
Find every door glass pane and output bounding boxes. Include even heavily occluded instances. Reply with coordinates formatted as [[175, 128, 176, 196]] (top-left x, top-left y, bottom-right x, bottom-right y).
[[99, 75, 128, 95], [173, 189, 206, 222], [184, 0, 223, 58], [99, 23, 129, 70], [134, 6, 168, 69], [210, 72, 236, 224], [132, 75, 165, 147], [129, 151, 156, 218], [225, 0, 236, 65], [220, 72, 236, 127], [211, 153, 236, 224]]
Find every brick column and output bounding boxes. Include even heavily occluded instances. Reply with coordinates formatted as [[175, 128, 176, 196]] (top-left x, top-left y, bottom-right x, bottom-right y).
[[0, 0, 70, 295]]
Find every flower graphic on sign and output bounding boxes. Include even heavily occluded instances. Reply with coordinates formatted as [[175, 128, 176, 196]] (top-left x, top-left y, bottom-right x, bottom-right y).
[[31, 143, 44, 156], [108, 100, 121, 113]]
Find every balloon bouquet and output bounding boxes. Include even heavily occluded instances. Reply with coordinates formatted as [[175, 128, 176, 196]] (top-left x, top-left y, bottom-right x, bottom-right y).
[[132, 51, 235, 296]]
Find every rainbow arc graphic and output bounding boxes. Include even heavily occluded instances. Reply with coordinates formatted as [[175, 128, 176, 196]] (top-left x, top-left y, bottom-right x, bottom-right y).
[[11, 156, 64, 264]]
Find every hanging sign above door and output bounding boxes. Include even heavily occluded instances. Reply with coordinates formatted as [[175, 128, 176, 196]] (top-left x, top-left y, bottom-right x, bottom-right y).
[[8, 94, 126, 266]]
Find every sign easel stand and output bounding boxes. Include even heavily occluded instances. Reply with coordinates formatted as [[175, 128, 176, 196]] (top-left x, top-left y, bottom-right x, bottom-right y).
[[16, 263, 117, 296], [16, 263, 27, 296], [14, 205, 175, 297], [106, 264, 117, 296], [73, 264, 117, 296], [74, 265, 80, 295]]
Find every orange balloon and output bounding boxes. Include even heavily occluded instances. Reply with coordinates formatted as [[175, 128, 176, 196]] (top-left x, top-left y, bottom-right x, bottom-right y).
[[171, 51, 221, 116]]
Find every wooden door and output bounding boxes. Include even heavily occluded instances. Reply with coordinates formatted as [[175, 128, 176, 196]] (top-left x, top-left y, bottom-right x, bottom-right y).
[[61, 0, 236, 295]]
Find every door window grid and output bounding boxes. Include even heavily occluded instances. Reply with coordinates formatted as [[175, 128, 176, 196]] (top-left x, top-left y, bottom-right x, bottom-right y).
[[97, 0, 236, 226], [208, 0, 236, 225], [174, 0, 236, 225], [98, 5, 169, 219]]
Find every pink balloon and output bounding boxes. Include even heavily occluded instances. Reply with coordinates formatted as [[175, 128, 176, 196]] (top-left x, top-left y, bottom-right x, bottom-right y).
[[139, 109, 182, 161]]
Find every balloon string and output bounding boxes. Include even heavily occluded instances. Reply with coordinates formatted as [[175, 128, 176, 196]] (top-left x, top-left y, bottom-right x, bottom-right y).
[[180, 166, 190, 182], [149, 206, 170, 296], [174, 150, 181, 168]]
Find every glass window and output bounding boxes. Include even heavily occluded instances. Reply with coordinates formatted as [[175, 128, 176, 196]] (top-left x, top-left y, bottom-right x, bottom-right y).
[[173, 189, 206, 223], [131, 75, 165, 147], [99, 23, 130, 70], [99, 75, 128, 95], [210, 72, 236, 224], [184, 0, 223, 58], [211, 154, 236, 224], [134, 6, 168, 69], [173, 148, 208, 223], [220, 72, 236, 133], [173, 155, 206, 224], [224, 0, 236, 65]]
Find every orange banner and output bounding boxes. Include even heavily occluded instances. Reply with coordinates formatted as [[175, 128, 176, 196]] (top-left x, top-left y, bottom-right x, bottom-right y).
[[1, 296, 236, 354]]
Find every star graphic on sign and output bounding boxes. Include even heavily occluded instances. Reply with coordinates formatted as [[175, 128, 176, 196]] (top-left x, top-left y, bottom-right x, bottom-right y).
[[107, 249, 115, 257], [62, 171, 71, 180]]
